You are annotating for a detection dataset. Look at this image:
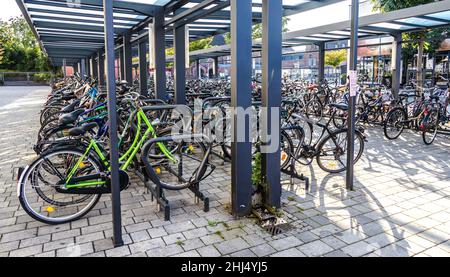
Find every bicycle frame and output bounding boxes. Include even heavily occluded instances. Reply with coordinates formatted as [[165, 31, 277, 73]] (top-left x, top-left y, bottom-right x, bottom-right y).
[[64, 108, 177, 188]]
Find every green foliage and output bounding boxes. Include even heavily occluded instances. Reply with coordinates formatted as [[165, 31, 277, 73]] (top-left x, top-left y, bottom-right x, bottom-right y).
[[370, 0, 436, 12], [325, 49, 347, 69], [189, 37, 214, 51], [207, 220, 219, 227], [0, 16, 52, 72], [214, 231, 225, 240], [0, 47, 4, 64], [33, 72, 52, 83], [175, 240, 185, 246], [224, 17, 290, 44], [165, 37, 214, 58], [371, 0, 449, 57], [251, 151, 262, 187]]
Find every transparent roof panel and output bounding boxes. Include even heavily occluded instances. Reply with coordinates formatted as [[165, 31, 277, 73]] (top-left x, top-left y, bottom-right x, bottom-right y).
[[428, 11, 450, 21], [396, 17, 443, 27], [21, 0, 449, 65], [117, 0, 172, 5], [369, 22, 414, 31]]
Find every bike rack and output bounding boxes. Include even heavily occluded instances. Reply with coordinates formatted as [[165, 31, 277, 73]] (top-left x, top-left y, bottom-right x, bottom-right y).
[[139, 134, 211, 221], [280, 125, 310, 191], [201, 97, 232, 163]]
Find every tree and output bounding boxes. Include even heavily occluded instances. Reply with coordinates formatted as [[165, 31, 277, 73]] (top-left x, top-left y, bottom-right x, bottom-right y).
[[224, 17, 290, 44], [325, 49, 347, 68], [370, 0, 436, 12], [325, 49, 347, 83], [0, 16, 52, 72], [165, 37, 214, 64], [370, 0, 449, 88], [0, 44, 4, 65]]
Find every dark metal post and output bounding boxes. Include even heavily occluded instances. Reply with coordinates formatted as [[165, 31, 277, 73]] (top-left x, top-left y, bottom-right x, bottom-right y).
[[63, 59, 67, 78], [153, 8, 167, 100], [196, 59, 201, 79], [318, 42, 325, 83], [139, 40, 148, 96], [92, 54, 98, 80], [391, 33, 402, 99], [230, 0, 253, 217], [81, 58, 86, 80], [448, 52, 450, 84], [98, 51, 105, 87], [103, 0, 123, 247], [214, 56, 219, 78], [346, 0, 359, 191], [261, 0, 282, 209], [86, 58, 91, 77], [174, 25, 187, 104], [119, 49, 125, 81], [123, 33, 133, 83]]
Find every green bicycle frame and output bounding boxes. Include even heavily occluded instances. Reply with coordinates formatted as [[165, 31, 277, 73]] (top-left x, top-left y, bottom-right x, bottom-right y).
[[65, 108, 177, 188]]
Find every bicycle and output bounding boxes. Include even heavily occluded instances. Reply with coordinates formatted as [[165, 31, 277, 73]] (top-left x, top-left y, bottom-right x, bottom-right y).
[[284, 106, 366, 173], [383, 92, 425, 140], [18, 102, 214, 224]]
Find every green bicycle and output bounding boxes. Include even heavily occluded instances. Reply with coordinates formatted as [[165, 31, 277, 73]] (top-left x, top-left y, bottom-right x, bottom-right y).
[[18, 106, 213, 224]]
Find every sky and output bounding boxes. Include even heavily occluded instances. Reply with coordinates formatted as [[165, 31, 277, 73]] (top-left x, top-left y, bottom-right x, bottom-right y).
[[287, 0, 376, 31], [0, 0, 21, 21]]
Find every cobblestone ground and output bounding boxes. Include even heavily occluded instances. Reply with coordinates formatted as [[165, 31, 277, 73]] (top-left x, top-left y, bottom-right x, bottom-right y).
[[0, 86, 449, 257]]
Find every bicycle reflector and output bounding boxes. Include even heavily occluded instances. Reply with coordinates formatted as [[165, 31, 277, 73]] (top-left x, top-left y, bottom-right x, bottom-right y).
[[45, 206, 56, 213]]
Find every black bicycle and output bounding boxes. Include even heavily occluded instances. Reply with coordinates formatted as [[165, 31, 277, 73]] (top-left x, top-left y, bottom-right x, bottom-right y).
[[285, 105, 366, 173]]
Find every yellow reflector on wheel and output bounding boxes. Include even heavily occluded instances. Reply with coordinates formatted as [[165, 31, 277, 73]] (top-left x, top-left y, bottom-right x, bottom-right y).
[[155, 167, 161, 174], [328, 161, 337, 169], [45, 206, 55, 213]]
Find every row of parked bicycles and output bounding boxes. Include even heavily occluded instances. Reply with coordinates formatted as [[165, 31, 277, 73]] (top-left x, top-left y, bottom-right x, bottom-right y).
[[17, 74, 371, 225], [291, 78, 450, 145], [17, 73, 449, 226]]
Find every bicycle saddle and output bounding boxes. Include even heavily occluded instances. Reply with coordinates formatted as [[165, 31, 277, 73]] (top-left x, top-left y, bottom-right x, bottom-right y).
[[398, 92, 411, 98], [61, 100, 81, 113], [59, 109, 85, 126], [62, 90, 74, 96], [329, 103, 349, 111], [61, 94, 78, 101], [67, 122, 98, 137], [430, 95, 440, 101]]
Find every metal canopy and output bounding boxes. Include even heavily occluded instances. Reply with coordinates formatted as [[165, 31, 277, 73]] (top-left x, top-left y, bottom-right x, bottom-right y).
[[16, 0, 343, 66], [167, 0, 450, 61], [283, 0, 450, 44]]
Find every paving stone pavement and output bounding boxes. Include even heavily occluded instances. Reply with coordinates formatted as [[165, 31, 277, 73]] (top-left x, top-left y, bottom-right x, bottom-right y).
[[0, 86, 449, 257]]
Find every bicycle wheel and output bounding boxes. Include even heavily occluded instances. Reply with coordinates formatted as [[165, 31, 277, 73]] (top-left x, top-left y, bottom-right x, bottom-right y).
[[316, 129, 365, 173], [422, 110, 439, 145], [154, 141, 210, 190], [146, 128, 182, 159], [40, 105, 64, 125], [305, 99, 323, 123], [280, 130, 295, 169], [18, 148, 102, 224], [383, 108, 406, 140], [332, 111, 347, 129]]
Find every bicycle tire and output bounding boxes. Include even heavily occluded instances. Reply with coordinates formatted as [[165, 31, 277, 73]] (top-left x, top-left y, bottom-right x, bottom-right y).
[[383, 107, 407, 140], [316, 129, 365, 173], [18, 147, 103, 225], [422, 110, 439, 145]]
